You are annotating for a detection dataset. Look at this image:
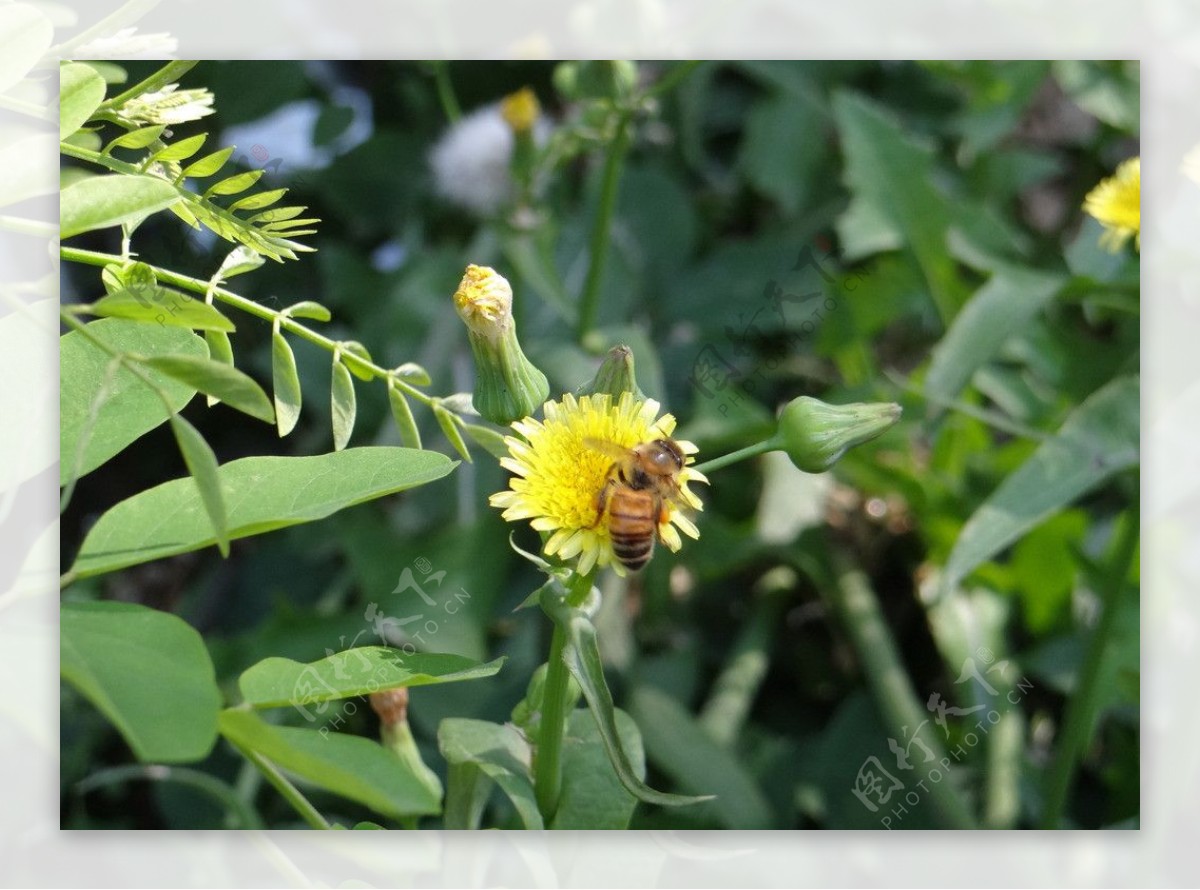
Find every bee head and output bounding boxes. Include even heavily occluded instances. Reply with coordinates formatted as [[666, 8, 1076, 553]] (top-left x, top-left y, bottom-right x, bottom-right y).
[[645, 438, 684, 474]]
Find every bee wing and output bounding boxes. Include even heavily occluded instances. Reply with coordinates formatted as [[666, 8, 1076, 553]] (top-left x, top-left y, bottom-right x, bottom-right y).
[[582, 437, 632, 462]]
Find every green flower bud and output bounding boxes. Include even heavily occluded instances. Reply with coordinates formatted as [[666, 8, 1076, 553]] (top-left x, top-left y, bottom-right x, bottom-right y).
[[774, 396, 902, 473], [553, 60, 638, 101], [369, 689, 442, 798], [575, 344, 646, 400], [453, 264, 550, 424]]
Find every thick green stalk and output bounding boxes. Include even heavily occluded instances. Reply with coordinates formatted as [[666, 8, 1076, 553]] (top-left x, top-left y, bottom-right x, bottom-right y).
[[533, 571, 593, 824], [101, 60, 199, 112], [575, 111, 632, 343], [230, 740, 332, 830], [827, 547, 977, 829], [1040, 512, 1139, 828], [60, 246, 435, 408]]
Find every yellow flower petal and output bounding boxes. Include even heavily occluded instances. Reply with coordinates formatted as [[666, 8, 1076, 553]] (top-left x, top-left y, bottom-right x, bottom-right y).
[[1083, 157, 1139, 252]]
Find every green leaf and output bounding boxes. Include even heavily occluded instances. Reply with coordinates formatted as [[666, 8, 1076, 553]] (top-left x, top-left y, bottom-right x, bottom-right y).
[[71, 447, 456, 577], [239, 648, 506, 709], [0, 4, 52, 94], [393, 362, 431, 386], [228, 188, 288, 212], [463, 423, 508, 459], [434, 403, 471, 463], [105, 124, 166, 152], [284, 300, 332, 322], [271, 332, 302, 437], [331, 358, 356, 450], [169, 413, 229, 557], [61, 601, 220, 763], [60, 318, 206, 486], [438, 718, 543, 829], [60, 61, 107, 140], [388, 385, 421, 449], [943, 375, 1140, 592], [181, 146, 235, 179], [924, 264, 1064, 404], [215, 245, 265, 280], [204, 169, 264, 197], [552, 709, 644, 829], [832, 90, 965, 324], [139, 354, 274, 423], [541, 588, 712, 808], [61, 175, 181, 239], [628, 685, 774, 828], [86, 288, 237, 332], [340, 340, 375, 381], [739, 93, 829, 217], [218, 709, 441, 818], [152, 132, 207, 163], [204, 329, 234, 407]]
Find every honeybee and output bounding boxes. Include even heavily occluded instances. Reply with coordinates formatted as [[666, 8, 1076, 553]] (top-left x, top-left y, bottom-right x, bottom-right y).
[[585, 436, 688, 572]]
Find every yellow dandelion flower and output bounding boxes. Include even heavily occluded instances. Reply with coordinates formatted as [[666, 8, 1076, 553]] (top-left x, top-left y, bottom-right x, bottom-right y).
[[489, 392, 707, 576], [1083, 157, 1140, 252]]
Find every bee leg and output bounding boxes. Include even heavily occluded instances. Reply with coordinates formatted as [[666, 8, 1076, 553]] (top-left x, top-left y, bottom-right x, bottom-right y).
[[589, 480, 613, 529]]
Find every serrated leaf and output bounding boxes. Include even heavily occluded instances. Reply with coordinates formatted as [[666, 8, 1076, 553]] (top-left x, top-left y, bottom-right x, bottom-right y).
[[152, 132, 207, 163], [925, 264, 1064, 404], [943, 375, 1140, 593], [87, 288, 236, 332], [61, 175, 180, 238], [340, 340, 375, 381], [540, 587, 712, 809], [181, 146, 235, 179], [60, 61, 107, 140], [434, 403, 472, 463], [105, 124, 166, 152], [271, 331, 302, 437], [218, 709, 441, 819], [388, 385, 422, 449], [204, 169, 264, 197], [60, 319, 206, 486], [61, 601, 221, 763], [284, 300, 331, 322], [464, 423, 509, 459], [239, 648, 506, 709], [169, 413, 228, 556], [331, 359, 356, 451], [228, 187, 287, 212], [71, 447, 457, 577], [438, 718, 543, 829], [140, 354, 274, 423]]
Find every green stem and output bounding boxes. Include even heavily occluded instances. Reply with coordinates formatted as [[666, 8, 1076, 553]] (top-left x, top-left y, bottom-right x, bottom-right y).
[[575, 110, 633, 343], [101, 60, 199, 112], [231, 740, 332, 830], [642, 60, 704, 100], [827, 546, 977, 829], [431, 61, 462, 123], [1040, 512, 1139, 829], [60, 246, 435, 408], [75, 763, 265, 829], [698, 590, 784, 748], [534, 571, 593, 824], [691, 436, 780, 475]]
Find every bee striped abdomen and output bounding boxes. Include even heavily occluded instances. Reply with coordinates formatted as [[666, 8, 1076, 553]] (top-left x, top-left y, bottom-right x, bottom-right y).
[[607, 495, 657, 571]]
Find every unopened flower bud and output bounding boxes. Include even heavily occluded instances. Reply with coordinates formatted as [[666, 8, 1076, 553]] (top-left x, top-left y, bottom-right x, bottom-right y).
[[775, 397, 901, 473], [576, 344, 645, 400], [370, 687, 442, 798], [453, 264, 550, 425]]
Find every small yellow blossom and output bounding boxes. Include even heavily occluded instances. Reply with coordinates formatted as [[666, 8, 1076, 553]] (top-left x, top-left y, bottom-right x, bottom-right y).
[[1083, 157, 1140, 252], [500, 87, 541, 134], [489, 393, 707, 576], [454, 264, 514, 341]]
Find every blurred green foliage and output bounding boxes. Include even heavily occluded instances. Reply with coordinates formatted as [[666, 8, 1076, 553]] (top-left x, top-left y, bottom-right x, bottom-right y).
[[61, 60, 1138, 830]]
